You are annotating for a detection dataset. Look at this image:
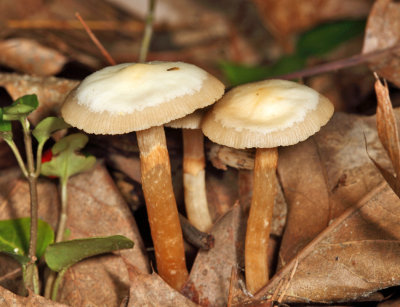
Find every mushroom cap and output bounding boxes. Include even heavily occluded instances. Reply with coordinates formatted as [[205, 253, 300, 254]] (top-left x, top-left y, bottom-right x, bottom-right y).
[[202, 79, 334, 149], [166, 108, 207, 129], [61, 62, 225, 134]]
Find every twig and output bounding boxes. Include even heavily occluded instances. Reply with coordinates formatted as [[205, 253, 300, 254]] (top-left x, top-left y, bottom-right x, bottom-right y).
[[274, 43, 400, 80], [138, 0, 156, 62], [179, 214, 214, 250], [277, 258, 299, 304], [0, 268, 21, 282], [75, 12, 116, 65], [7, 19, 144, 32]]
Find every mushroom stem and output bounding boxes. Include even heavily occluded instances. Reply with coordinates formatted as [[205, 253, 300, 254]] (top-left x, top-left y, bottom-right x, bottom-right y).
[[245, 147, 278, 294], [136, 125, 188, 290], [182, 128, 213, 232]]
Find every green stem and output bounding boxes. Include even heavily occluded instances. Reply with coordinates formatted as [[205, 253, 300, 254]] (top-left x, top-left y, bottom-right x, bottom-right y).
[[51, 269, 67, 301], [35, 141, 45, 177], [4, 139, 28, 178], [44, 271, 56, 299], [20, 117, 40, 292], [138, 0, 156, 62], [56, 178, 68, 243]]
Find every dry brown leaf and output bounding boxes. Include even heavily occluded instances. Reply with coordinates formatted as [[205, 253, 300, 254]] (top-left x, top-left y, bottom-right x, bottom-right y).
[[0, 73, 78, 125], [277, 137, 330, 268], [253, 0, 372, 51], [277, 110, 391, 268], [56, 162, 150, 306], [125, 265, 199, 307], [181, 204, 246, 307], [0, 38, 67, 76], [362, 0, 400, 87], [0, 285, 68, 306], [375, 76, 400, 178], [252, 183, 400, 304]]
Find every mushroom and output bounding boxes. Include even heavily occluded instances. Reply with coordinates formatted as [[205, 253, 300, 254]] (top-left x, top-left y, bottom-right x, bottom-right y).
[[166, 109, 213, 232], [201, 79, 333, 294], [61, 61, 225, 290]]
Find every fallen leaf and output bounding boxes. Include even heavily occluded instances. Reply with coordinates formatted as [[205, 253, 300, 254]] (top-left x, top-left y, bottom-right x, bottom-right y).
[[0, 38, 67, 76], [277, 137, 330, 268], [0, 285, 68, 306], [277, 110, 392, 268], [125, 265, 199, 307], [252, 183, 400, 304], [182, 204, 246, 307], [0, 73, 78, 125], [362, 0, 400, 86], [374, 76, 400, 178]]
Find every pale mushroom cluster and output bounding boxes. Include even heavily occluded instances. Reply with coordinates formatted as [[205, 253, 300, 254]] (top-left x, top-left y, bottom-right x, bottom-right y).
[[61, 62, 334, 294]]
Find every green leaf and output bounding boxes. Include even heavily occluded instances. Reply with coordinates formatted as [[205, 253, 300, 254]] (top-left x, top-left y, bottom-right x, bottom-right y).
[[219, 54, 306, 86], [0, 109, 12, 133], [3, 94, 39, 119], [51, 133, 88, 155], [45, 235, 134, 272], [41, 133, 96, 179], [0, 218, 54, 265], [32, 117, 70, 144], [219, 20, 365, 86], [296, 19, 366, 57]]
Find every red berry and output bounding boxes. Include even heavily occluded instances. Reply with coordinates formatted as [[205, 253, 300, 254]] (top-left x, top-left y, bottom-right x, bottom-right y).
[[42, 149, 53, 163]]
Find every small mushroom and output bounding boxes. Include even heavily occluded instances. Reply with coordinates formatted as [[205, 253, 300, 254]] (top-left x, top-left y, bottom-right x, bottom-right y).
[[61, 61, 224, 290], [201, 79, 334, 294], [166, 109, 213, 232]]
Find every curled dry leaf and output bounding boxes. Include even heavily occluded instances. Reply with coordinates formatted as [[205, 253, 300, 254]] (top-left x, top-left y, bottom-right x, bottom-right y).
[[0, 285, 69, 307], [182, 204, 246, 307], [362, 0, 400, 87], [251, 183, 400, 304], [0, 38, 67, 76], [0, 73, 79, 125], [374, 76, 400, 179], [253, 0, 372, 51]]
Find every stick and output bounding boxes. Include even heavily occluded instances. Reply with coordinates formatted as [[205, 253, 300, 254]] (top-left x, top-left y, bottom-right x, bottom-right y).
[[75, 12, 116, 65]]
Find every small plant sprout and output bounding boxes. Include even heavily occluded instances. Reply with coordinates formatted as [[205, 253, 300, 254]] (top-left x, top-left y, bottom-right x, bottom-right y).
[[0, 94, 69, 293], [41, 133, 96, 243], [202, 79, 334, 294], [60, 61, 224, 289], [0, 95, 134, 300], [166, 109, 213, 232]]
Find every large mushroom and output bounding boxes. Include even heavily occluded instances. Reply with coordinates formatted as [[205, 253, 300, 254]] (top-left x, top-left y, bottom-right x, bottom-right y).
[[166, 109, 213, 232], [202, 79, 333, 294], [61, 61, 224, 289]]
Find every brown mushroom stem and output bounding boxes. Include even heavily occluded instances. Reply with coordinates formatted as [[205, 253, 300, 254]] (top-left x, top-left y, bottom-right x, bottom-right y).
[[182, 128, 213, 232], [136, 125, 188, 290], [245, 147, 278, 294]]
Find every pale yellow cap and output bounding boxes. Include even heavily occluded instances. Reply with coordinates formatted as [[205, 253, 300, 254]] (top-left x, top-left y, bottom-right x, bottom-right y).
[[61, 62, 225, 134], [166, 108, 207, 129], [202, 79, 334, 149]]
